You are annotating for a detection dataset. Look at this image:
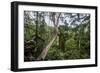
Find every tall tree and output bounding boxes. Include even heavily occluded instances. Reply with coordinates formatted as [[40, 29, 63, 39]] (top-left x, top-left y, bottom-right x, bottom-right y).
[[37, 12, 61, 60]]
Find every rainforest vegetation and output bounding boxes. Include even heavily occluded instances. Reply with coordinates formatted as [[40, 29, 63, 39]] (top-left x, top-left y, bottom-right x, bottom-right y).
[[24, 11, 90, 61]]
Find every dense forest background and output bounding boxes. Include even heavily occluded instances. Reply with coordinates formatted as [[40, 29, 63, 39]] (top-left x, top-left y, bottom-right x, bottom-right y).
[[24, 11, 90, 61]]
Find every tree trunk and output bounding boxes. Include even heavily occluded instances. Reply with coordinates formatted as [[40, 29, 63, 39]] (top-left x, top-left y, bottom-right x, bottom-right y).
[[36, 34, 57, 60]]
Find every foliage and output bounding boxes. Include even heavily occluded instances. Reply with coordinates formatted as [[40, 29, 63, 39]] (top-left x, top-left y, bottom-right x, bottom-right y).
[[24, 11, 90, 61]]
